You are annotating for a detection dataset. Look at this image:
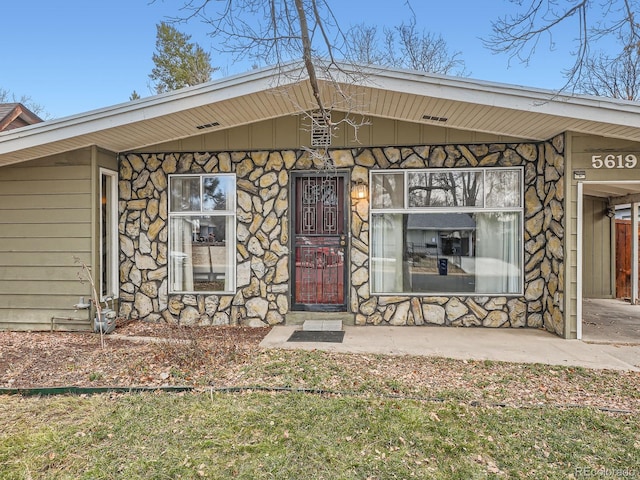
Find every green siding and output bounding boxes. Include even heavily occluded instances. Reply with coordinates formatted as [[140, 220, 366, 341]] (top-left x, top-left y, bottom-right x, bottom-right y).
[[566, 133, 640, 338], [0, 150, 97, 331], [136, 113, 526, 152], [582, 195, 613, 297]]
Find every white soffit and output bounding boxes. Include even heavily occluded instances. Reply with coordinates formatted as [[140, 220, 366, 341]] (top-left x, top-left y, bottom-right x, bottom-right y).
[[2, 63, 640, 167]]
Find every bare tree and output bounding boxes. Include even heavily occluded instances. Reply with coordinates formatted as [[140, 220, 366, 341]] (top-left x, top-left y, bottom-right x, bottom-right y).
[[166, 1, 348, 115], [484, 0, 640, 91], [160, 0, 417, 162], [390, 20, 466, 74], [577, 40, 640, 100], [0, 88, 49, 119], [347, 19, 467, 75], [346, 24, 387, 66]]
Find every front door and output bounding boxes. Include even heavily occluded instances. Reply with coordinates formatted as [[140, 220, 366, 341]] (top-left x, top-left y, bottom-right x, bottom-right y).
[[291, 173, 348, 311]]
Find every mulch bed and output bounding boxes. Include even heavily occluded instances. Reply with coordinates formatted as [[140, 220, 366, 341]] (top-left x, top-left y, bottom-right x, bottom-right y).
[[0, 321, 269, 389]]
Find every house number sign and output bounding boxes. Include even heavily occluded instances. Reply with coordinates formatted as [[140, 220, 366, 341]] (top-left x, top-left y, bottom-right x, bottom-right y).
[[591, 154, 638, 169]]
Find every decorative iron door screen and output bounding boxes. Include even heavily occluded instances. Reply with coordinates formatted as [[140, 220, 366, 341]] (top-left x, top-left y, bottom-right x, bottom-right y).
[[292, 174, 347, 311]]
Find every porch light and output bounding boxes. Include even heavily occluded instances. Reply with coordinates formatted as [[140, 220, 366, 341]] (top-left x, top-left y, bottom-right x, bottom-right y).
[[352, 180, 368, 200]]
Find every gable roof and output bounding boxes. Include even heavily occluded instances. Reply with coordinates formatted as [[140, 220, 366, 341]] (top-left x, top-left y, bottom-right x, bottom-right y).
[[0, 103, 43, 132], [1, 62, 640, 167]]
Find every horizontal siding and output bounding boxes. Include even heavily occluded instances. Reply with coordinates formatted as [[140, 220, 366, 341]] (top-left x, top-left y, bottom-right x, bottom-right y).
[[0, 252, 91, 267], [0, 280, 87, 295], [0, 154, 94, 331], [0, 194, 90, 210], [0, 309, 91, 332], [0, 237, 90, 252], [0, 265, 85, 281], [0, 209, 91, 224], [0, 178, 89, 196], [0, 165, 90, 182], [0, 223, 89, 238], [0, 293, 92, 310]]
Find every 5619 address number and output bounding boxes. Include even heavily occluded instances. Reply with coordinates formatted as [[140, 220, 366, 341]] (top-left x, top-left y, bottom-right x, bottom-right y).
[[591, 154, 638, 169]]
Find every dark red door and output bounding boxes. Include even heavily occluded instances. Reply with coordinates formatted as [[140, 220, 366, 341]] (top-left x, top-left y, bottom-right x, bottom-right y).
[[292, 174, 347, 311], [615, 219, 640, 299]]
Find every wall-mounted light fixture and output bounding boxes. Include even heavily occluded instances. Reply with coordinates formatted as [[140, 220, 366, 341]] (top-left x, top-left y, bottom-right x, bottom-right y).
[[606, 201, 616, 218], [352, 179, 368, 200]]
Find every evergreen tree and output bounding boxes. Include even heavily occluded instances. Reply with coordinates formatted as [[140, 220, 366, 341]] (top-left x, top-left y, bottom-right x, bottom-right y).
[[149, 22, 216, 94]]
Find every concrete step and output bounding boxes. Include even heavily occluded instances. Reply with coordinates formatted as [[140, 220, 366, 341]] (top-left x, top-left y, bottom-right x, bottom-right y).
[[302, 319, 343, 331], [285, 311, 354, 327]]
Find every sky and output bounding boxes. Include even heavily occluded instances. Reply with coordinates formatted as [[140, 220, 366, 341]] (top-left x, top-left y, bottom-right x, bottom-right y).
[[2, 0, 591, 120]]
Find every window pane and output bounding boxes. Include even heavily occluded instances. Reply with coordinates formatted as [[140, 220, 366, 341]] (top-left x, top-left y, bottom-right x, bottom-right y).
[[203, 176, 234, 211], [485, 169, 521, 207], [370, 213, 405, 293], [370, 212, 521, 294], [408, 171, 483, 207], [100, 171, 118, 299], [170, 177, 201, 212], [371, 173, 404, 209], [170, 215, 234, 293], [474, 212, 521, 293]]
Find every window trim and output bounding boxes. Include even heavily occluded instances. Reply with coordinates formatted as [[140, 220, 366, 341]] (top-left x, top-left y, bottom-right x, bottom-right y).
[[99, 168, 119, 301], [369, 167, 524, 296], [168, 173, 236, 294]]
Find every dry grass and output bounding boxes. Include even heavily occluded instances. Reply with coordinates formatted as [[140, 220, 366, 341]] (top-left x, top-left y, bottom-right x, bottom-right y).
[[1, 322, 639, 413], [1, 322, 639, 478]]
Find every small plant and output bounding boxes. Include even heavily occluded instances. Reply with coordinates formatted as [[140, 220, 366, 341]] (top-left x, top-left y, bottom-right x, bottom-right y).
[[89, 372, 104, 382], [155, 327, 209, 369], [74, 257, 117, 347]]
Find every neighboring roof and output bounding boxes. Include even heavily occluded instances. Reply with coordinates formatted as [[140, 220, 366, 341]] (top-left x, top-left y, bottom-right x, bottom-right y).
[[407, 213, 476, 230], [0, 103, 43, 132], [2, 61, 640, 167]]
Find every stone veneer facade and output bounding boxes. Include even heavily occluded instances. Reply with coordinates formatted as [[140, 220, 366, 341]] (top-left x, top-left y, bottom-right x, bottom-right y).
[[119, 135, 565, 335]]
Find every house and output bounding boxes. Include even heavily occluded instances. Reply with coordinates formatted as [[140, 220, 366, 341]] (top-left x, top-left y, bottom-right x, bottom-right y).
[[0, 103, 42, 132], [1, 62, 640, 338]]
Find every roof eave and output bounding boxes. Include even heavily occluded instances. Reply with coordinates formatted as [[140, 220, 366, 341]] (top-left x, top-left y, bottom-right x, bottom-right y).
[[0, 62, 307, 156]]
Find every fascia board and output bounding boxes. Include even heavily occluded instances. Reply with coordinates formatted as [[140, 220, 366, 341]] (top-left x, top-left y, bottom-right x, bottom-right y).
[[0, 63, 306, 156], [359, 66, 640, 127]]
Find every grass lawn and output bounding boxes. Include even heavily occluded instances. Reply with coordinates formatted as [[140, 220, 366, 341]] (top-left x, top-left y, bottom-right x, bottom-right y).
[[1, 327, 639, 479], [1, 390, 638, 479]]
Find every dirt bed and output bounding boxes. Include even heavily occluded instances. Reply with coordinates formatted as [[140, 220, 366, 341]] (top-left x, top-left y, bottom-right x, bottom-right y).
[[1, 321, 638, 413]]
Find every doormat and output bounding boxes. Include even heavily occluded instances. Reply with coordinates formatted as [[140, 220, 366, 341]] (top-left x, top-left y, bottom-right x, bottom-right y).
[[287, 330, 345, 343]]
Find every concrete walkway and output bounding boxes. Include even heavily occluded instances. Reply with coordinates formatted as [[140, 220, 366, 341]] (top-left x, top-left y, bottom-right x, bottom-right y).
[[260, 325, 640, 372]]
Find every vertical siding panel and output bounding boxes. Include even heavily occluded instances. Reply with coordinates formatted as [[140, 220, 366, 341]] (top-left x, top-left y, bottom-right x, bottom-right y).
[[582, 195, 612, 297]]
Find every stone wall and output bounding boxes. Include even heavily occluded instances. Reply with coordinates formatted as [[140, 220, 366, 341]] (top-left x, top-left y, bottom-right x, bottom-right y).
[[119, 135, 564, 335], [349, 137, 565, 336]]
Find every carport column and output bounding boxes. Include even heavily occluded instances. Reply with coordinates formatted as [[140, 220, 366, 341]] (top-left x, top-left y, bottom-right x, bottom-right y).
[[632, 202, 639, 304]]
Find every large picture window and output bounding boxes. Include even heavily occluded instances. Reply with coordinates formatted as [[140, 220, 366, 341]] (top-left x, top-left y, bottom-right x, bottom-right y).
[[169, 174, 236, 293], [370, 168, 523, 295]]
